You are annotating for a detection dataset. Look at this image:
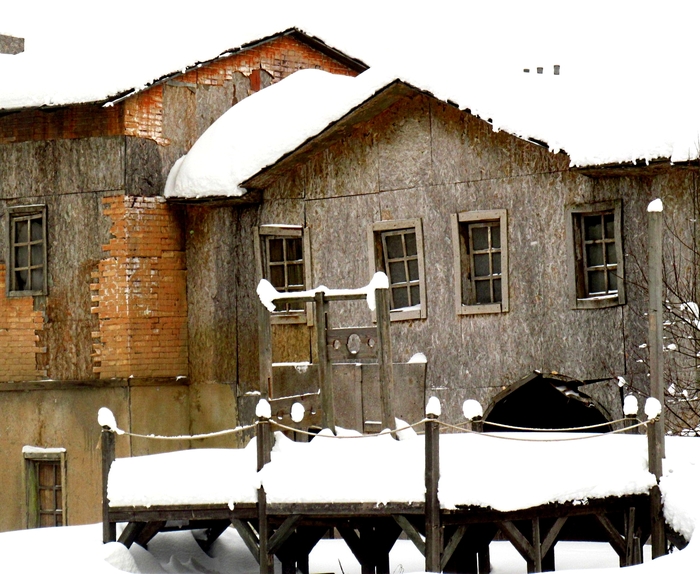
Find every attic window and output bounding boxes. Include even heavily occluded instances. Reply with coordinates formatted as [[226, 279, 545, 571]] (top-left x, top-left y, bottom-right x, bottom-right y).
[[8, 205, 47, 297]]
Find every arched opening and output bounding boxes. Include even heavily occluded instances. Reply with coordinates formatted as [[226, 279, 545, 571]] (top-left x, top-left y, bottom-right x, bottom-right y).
[[483, 372, 613, 432]]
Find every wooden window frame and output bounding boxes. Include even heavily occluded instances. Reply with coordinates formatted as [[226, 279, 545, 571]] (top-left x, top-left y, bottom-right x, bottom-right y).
[[24, 448, 66, 529], [368, 219, 426, 322], [255, 225, 312, 325], [7, 204, 47, 297], [567, 200, 625, 310], [451, 209, 509, 315]]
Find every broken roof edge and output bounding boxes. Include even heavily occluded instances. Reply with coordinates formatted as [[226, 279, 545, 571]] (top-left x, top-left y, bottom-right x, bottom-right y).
[[103, 28, 369, 108], [0, 27, 368, 113]]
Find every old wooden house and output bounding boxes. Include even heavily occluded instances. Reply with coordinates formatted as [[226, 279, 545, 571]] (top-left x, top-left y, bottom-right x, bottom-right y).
[[1, 22, 698, 537], [0, 29, 365, 532]]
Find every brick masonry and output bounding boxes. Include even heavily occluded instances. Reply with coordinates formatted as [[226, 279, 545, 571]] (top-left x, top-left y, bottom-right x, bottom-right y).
[[91, 196, 187, 378], [0, 266, 46, 380]]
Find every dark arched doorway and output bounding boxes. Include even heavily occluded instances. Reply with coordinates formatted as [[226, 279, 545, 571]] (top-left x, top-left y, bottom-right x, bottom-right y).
[[483, 372, 613, 432]]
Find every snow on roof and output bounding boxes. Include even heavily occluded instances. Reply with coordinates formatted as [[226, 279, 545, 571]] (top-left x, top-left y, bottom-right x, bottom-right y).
[[164, 68, 395, 199], [166, 59, 700, 201]]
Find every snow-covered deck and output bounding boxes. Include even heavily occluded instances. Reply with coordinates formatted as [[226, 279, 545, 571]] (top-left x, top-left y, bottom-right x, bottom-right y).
[[109, 431, 663, 511]]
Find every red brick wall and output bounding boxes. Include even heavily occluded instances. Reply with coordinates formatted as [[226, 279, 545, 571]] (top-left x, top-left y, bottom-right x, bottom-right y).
[[0, 266, 46, 380], [91, 196, 187, 379], [1, 35, 358, 145]]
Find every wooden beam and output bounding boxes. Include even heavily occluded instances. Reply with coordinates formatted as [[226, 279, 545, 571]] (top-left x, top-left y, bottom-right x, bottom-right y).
[[541, 516, 567, 557], [425, 414, 441, 572], [135, 521, 166, 548], [393, 515, 425, 556], [315, 292, 336, 433], [499, 521, 535, 563], [337, 527, 372, 566], [194, 521, 230, 553], [532, 518, 542, 573], [118, 522, 146, 548], [231, 519, 260, 564], [258, 301, 273, 399], [594, 514, 626, 558], [624, 506, 636, 566], [268, 514, 303, 555], [101, 428, 116, 544], [375, 288, 395, 433], [441, 525, 467, 570], [647, 203, 667, 559]]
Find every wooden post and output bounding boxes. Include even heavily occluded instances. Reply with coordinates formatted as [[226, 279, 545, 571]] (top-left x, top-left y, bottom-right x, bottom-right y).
[[101, 427, 116, 543], [258, 301, 273, 399], [647, 203, 667, 558], [315, 292, 336, 433], [425, 413, 441, 572], [375, 288, 396, 433], [257, 417, 273, 574]]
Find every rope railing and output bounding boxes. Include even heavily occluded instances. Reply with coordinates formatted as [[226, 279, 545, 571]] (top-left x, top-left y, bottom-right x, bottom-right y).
[[464, 417, 635, 433], [436, 418, 650, 442]]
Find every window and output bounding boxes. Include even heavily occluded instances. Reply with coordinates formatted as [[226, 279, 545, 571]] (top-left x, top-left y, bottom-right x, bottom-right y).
[[567, 201, 625, 309], [255, 225, 311, 324], [8, 205, 47, 296], [369, 219, 426, 321], [451, 210, 509, 315], [24, 448, 66, 528]]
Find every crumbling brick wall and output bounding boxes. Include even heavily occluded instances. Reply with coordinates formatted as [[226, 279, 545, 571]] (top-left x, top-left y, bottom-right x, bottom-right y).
[[91, 196, 187, 378], [0, 266, 46, 380]]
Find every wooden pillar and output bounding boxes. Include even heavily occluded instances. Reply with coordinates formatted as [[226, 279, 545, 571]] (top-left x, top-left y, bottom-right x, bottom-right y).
[[375, 288, 395, 433], [101, 427, 116, 543], [531, 518, 542, 573], [258, 301, 272, 399], [315, 292, 336, 433], [425, 413, 441, 572], [257, 417, 273, 574], [647, 203, 667, 558]]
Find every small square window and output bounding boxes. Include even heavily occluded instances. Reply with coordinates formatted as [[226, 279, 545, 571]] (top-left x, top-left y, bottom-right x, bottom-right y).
[[369, 219, 426, 321], [567, 201, 625, 309], [452, 210, 509, 315], [8, 205, 47, 297], [24, 448, 66, 528], [256, 225, 311, 324]]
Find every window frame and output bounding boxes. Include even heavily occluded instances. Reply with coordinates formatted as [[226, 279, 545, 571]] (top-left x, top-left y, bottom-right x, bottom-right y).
[[255, 225, 312, 325], [24, 448, 66, 529], [451, 209, 509, 315], [368, 218, 426, 322], [566, 200, 625, 310], [7, 204, 47, 297]]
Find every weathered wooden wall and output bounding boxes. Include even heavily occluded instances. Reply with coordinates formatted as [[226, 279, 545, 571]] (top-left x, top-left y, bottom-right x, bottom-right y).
[[232, 93, 699, 424]]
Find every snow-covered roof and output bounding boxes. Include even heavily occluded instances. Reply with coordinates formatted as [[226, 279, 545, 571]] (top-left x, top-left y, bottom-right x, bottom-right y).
[[0, 27, 365, 112], [165, 58, 700, 201]]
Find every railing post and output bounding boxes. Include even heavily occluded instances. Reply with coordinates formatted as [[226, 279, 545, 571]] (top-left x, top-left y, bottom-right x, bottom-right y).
[[647, 200, 667, 558], [375, 287, 396, 434], [425, 412, 441, 572], [258, 300, 273, 400], [101, 427, 116, 543], [257, 414, 273, 573], [315, 292, 336, 433]]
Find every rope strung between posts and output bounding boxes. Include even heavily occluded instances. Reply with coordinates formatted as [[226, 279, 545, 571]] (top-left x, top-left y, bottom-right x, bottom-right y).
[[269, 418, 429, 438], [103, 422, 257, 441], [461, 417, 635, 433], [436, 419, 651, 442]]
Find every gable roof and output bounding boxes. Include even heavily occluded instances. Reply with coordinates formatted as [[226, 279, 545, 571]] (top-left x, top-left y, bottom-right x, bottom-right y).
[[0, 28, 366, 112]]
